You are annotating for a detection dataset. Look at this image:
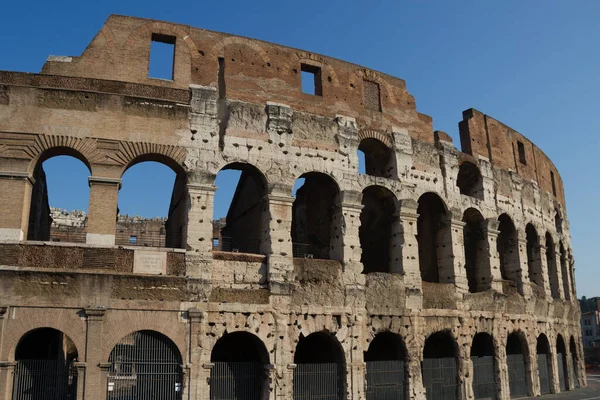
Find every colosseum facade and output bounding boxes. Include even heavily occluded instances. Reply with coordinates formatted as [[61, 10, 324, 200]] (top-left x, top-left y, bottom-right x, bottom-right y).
[[0, 14, 584, 400]]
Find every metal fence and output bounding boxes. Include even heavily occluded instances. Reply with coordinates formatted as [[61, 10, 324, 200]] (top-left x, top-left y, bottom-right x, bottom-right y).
[[557, 353, 566, 392], [537, 354, 550, 395], [506, 354, 528, 398], [293, 363, 345, 400], [210, 362, 265, 400], [422, 358, 458, 400], [471, 356, 495, 400], [12, 359, 77, 400], [213, 237, 261, 254], [107, 331, 183, 400], [365, 360, 406, 400], [292, 243, 330, 259]]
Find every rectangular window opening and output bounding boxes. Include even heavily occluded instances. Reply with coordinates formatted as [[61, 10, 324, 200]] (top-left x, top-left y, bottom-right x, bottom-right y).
[[550, 171, 557, 196], [149, 33, 176, 80], [129, 235, 137, 244], [517, 141, 527, 165], [364, 80, 382, 112], [300, 64, 322, 96]]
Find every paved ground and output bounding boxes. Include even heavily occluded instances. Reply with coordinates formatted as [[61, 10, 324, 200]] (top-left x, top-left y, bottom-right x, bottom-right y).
[[523, 375, 600, 399]]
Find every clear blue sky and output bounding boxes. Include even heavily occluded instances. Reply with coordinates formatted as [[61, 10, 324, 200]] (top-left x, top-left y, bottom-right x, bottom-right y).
[[1, 1, 598, 298]]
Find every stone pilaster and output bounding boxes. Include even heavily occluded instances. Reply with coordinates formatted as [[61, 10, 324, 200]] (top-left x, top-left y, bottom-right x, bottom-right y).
[[516, 237, 532, 298], [537, 243, 553, 298], [438, 210, 468, 294], [0, 171, 33, 241], [0, 361, 15, 400], [266, 102, 293, 146], [187, 309, 203, 400], [405, 334, 426, 400], [398, 200, 422, 309], [73, 362, 86, 400], [334, 190, 363, 283], [265, 191, 294, 258], [483, 219, 503, 292], [554, 249, 565, 300], [84, 307, 107, 400], [189, 85, 219, 146], [86, 177, 121, 245], [185, 181, 216, 254]]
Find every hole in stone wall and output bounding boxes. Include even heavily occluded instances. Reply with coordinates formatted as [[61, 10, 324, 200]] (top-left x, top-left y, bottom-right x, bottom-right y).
[[360, 186, 396, 273], [497, 214, 518, 286], [358, 138, 395, 178], [301, 64, 322, 96], [526, 224, 543, 288], [560, 242, 570, 300], [550, 171, 557, 196], [457, 162, 484, 199], [545, 233, 560, 299], [417, 193, 448, 283], [149, 33, 176, 80], [554, 208, 563, 234], [517, 141, 526, 165], [462, 208, 486, 293], [365, 332, 406, 361]]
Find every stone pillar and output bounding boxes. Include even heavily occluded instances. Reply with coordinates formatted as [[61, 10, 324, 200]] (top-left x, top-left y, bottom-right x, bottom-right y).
[[73, 362, 86, 400], [528, 348, 541, 397], [483, 219, 504, 292], [458, 339, 474, 400], [187, 309, 203, 400], [516, 237, 532, 298], [437, 210, 468, 294], [273, 309, 293, 400], [493, 337, 509, 400], [398, 200, 422, 309], [265, 191, 294, 258], [0, 362, 15, 400], [86, 177, 121, 245], [84, 307, 106, 400], [548, 337, 560, 393], [389, 212, 403, 274], [538, 243, 553, 298], [554, 249, 565, 300], [405, 334, 426, 400], [565, 345, 575, 391], [185, 182, 216, 253], [332, 190, 363, 282], [524, 336, 536, 397], [560, 251, 572, 301], [0, 171, 33, 241]]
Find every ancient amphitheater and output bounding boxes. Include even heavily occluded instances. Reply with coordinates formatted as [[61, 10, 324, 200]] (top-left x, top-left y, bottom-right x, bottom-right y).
[[0, 14, 584, 400]]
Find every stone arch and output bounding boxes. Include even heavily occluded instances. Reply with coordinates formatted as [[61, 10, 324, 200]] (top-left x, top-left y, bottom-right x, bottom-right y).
[[457, 161, 484, 199], [417, 192, 449, 283], [525, 223, 544, 288], [357, 133, 396, 178], [28, 144, 94, 175], [556, 334, 569, 391], [497, 213, 521, 292], [422, 330, 459, 400], [357, 129, 393, 148], [569, 336, 580, 389], [119, 150, 187, 177], [354, 68, 397, 105], [127, 21, 199, 58], [536, 333, 553, 395], [462, 208, 489, 293], [506, 330, 530, 397], [295, 52, 341, 87], [559, 241, 570, 300], [470, 332, 496, 399], [545, 232, 560, 298], [364, 331, 407, 398], [211, 37, 271, 64]]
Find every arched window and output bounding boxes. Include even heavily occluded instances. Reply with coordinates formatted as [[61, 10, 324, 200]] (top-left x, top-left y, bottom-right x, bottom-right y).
[[212, 163, 268, 254], [525, 224, 543, 289], [357, 138, 395, 178], [294, 331, 345, 400], [462, 208, 488, 293], [554, 208, 563, 234], [417, 193, 448, 283], [364, 332, 407, 399], [536, 334, 552, 395], [292, 172, 340, 259], [497, 214, 521, 293], [210, 332, 269, 399], [559, 242, 570, 300], [506, 332, 529, 398], [556, 335, 569, 392], [13, 328, 78, 399], [107, 330, 183, 400], [545, 233, 560, 299], [28, 150, 91, 243], [422, 331, 458, 400], [117, 157, 186, 248], [360, 186, 397, 274], [457, 162, 484, 199], [470, 333, 496, 399]]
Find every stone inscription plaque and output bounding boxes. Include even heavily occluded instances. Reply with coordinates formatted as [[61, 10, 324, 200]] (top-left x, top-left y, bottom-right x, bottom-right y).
[[133, 250, 167, 275]]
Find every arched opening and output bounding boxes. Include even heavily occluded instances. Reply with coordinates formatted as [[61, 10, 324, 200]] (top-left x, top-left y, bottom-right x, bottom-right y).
[[422, 331, 458, 400], [364, 332, 407, 399], [559, 242, 570, 300], [546, 233, 560, 299], [525, 224, 543, 289], [212, 163, 268, 254], [358, 138, 395, 178], [536, 334, 552, 395], [417, 193, 448, 283], [210, 331, 269, 400], [462, 208, 488, 293], [13, 328, 78, 399], [470, 333, 496, 399], [506, 332, 529, 398], [457, 162, 484, 199], [497, 214, 521, 293], [294, 331, 345, 400], [28, 150, 91, 243], [554, 208, 563, 234], [569, 336, 580, 389], [360, 186, 397, 274], [292, 173, 340, 259], [117, 158, 186, 248], [107, 330, 183, 400], [556, 335, 569, 392]]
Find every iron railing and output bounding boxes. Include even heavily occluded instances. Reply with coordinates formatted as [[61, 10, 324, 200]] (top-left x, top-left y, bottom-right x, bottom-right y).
[[48, 231, 87, 244], [471, 356, 495, 400], [293, 363, 345, 400], [12, 359, 77, 400], [210, 362, 265, 400], [507, 354, 528, 398], [422, 358, 458, 400], [538, 354, 550, 395], [213, 237, 261, 255], [292, 243, 330, 259], [366, 360, 406, 400], [115, 232, 183, 249]]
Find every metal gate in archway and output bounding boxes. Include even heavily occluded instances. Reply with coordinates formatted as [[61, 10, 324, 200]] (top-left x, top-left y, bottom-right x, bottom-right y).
[[293, 363, 345, 400], [107, 330, 183, 400], [537, 354, 550, 395], [422, 358, 458, 400], [12, 359, 77, 400], [365, 360, 406, 400], [557, 353, 567, 392], [471, 356, 495, 400], [210, 362, 265, 400], [507, 354, 528, 398]]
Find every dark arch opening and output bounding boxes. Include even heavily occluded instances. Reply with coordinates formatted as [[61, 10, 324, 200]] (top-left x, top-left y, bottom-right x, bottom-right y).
[[497, 214, 520, 292], [360, 186, 397, 273], [294, 331, 345, 400], [118, 157, 186, 248], [365, 332, 407, 399], [470, 333, 496, 400], [526, 224, 543, 288], [28, 150, 92, 243], [554, 208, 563, 234], [422, 331, 458, 400], [546, 233, 560, 299], [463, 208, 487, 293], [537, 334, 552, 395], [457, 162, 484, 199], [559, 242, 570, 300], [292, 172, 340, 259], [417, 193, 448, 283], [365, 331, 406, 362], [358, 138, 395, 178], [424, 331, 456, 359], [108, 330, 183, 400], [569, 336, 580, 389], [210, 332, 269, 400], [506, 332, 529, 397], [213, 163, 268, 254], [13, 328, 79, 399], [557, 335, 569, 391]]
